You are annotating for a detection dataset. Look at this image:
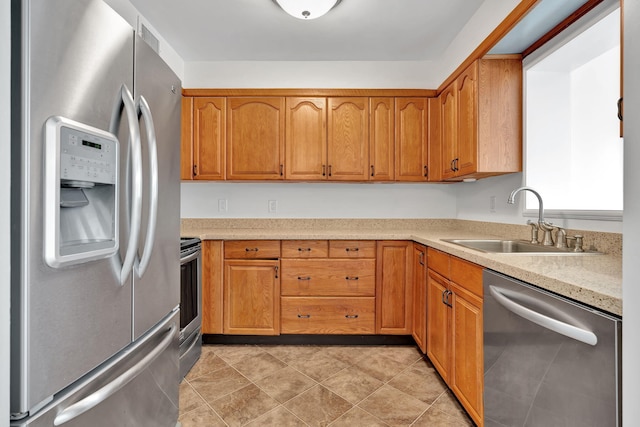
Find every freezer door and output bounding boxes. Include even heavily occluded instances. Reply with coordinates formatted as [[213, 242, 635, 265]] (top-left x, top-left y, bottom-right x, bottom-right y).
[[11, 311, 179, 427], [132, 36, 182, 339], [11, 0, 135, 415]]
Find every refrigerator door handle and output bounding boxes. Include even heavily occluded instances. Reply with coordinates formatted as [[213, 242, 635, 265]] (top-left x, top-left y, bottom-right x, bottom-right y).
[[53, 322, 177, 426], [489, 285, 598, 346], [109, 85, 143, 285], [135, 95, 158, 277]]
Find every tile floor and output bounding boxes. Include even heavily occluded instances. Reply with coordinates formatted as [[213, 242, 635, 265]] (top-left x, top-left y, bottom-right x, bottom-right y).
[[179, 344, 474, 427]]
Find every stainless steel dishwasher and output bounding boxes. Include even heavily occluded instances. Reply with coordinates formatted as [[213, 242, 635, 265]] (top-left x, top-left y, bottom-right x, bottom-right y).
[[483, 270, 621, 427]]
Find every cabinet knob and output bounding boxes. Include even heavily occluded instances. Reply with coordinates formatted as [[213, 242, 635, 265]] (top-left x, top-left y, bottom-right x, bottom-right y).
[[345, 276, 359, 281], [345, 248, 359, 252], [298, 248, 312, 252], [345, 314, 359, 319], [297, 276, 311, 281], [371, 165, 375, 177], [297, 314, 311, 319]]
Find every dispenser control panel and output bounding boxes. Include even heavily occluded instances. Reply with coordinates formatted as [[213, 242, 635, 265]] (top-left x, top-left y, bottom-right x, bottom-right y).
[[59, 126, 117, 185]]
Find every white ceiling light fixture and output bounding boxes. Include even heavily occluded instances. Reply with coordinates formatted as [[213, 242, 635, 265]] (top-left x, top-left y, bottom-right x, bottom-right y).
[[273, 0, 342, 20]]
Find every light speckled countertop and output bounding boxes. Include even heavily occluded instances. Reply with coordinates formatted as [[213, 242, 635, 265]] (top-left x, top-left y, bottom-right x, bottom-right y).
[[181, 219, 622, 316]]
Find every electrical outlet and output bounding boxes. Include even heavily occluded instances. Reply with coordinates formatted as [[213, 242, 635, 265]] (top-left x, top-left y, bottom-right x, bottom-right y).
[[268, 200, 278, 213], [218, 199, 227, 212], [489, 196, 496, 213]]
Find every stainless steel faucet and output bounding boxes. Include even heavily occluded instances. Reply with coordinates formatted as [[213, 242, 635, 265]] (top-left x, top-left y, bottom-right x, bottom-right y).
[[507, 186, 555, 246]]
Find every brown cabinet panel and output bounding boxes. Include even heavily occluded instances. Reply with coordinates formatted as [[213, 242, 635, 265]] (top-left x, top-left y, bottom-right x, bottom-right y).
[[427, 97, 443, 182], [376, 241, 412, 334], [193, 97, 226, 180], [427, 247, 450, 277], [395, 98, 428, 181], [440, 85, 457, 180], [280, 259, 375, 296], [449, 256, 483, 298], [224, 240, 281, 259], [180, 96, 193, 180], [223, 259, 280, 335], [412, 243, 427, 353], [281, 240, 329, 258], [285, 97, 327, 180], [202, 240, 223, 334], [369, 97, 395, 181], [327, 97, 369, 180], [281, 297, 375, 334], [427, 268, 450, 382], [226, 97, 285, 180], [456, 62, 478, 177], [329, 240, 376, 258]]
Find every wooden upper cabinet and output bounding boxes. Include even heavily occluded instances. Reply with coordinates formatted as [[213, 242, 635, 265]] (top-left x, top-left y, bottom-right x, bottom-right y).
[[180, 96, 193, 180], [441, 57, 522, 181], [192, 97, 226, 180], [395, 98, 428, 181], [369, 98, 395, 181], [327, 97, 369, 181], [427, 97, 443, 182], [285, 98, 327, 180], [226, 97, 285, 180]]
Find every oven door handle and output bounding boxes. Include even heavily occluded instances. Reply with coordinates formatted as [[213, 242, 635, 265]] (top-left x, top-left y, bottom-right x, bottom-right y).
[[489, 285, 598, 346], [180, 250, 200, 265]]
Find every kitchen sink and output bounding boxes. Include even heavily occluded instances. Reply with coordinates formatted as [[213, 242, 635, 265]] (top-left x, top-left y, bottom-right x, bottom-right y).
[[441, 239, 602, 255]]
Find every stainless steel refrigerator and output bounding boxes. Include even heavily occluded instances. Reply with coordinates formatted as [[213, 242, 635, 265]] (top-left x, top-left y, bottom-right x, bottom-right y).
[[10, 0, 181, 425]]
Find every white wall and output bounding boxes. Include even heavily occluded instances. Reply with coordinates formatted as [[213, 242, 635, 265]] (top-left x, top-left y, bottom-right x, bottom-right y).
[[181, 182, 456, 219], [623, 0, 640, 423], [2, 0, 10, 424]]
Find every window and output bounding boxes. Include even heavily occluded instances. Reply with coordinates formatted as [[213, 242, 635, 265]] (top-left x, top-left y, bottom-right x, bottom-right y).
[[524, 1, 622, 218]]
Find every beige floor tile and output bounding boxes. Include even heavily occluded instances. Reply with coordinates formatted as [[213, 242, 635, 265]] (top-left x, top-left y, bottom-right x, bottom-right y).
[[285, 385, 353, 426], [412, 407, 474, 427], [231, 351, 288, 382], [321, 345, 369, 365], [255, 366, 317, 403], [209, 344, 268, 365], [387, 366, 447, 404], [261, 345, 320, 364], [185, 352, 229, 381], [287, 351, 350, 382], [244, 405, 309, 426], [351, 353, 408, 382], [209, 383, 280, 427], [178, 381, 207, 414], [430, 391, 475, 425], [357, 385, 429, 426], [189, 366, 251, 403], [322, 365, 384, 404], [177, 405, 226, 427], [329, 406, 390, 427], [373, 346, 424, 365]]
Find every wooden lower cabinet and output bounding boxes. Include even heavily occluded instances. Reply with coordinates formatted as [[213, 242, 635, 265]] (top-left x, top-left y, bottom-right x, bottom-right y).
[[202, 240, 223, 334], [376, 241, 413, 334], [223, 259, 280, 335], [281, 297, 375, 334], [411, 243, 427, 353], [426, 248, 484, 426]]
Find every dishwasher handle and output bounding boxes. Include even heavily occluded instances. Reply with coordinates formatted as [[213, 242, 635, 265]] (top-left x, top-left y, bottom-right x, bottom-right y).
[[489, 285, 598, 346]]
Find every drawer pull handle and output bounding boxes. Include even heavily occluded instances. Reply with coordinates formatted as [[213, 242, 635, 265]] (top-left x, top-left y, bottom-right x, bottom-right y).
[[298, 248, 312, 252], [345, 314, 359, 319], [297, 276, 312, 281], [297, 314, 311, 319], [245, 248, 259, 252], [345, 276, 359, 281], [345, 248, 359, 252]]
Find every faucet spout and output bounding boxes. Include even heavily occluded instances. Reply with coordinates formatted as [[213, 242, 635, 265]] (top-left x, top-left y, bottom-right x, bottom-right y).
[[508, 186, 545, 224]]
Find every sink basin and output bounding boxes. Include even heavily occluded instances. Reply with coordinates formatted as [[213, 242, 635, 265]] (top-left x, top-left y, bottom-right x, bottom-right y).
[[441, 239, 601, 255]]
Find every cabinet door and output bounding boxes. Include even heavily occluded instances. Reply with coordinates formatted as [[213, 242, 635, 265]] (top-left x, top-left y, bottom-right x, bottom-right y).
[[440, 85, 457, 180], [427, 268, 450, 382], [202, 240, 223, 334], [395, 98, 428, 181], [369, 97, 395, 181], [285, 97, 327, 180], [193, 97, 226, 180], [375, 241, 412, 334], [427, 97, 443, 182], [327, 97, 369, 181], [223, 259, 280, 335], [456, 62, 478, 177], [450, 282, 483, 425], [227, 97, 285, 180], [412, 243, 427, 353], [180, 96, 193, 180]]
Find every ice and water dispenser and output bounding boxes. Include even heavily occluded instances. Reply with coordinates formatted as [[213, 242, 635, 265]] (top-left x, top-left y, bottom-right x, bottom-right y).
[[44, 116, 119, 268]]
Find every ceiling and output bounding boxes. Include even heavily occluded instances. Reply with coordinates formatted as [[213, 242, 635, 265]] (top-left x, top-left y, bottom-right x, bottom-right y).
[[128, 0, 485, 62]]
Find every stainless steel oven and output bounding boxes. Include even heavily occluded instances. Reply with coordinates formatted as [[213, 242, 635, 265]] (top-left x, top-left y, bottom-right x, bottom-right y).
[[179, 237, 202, 378]]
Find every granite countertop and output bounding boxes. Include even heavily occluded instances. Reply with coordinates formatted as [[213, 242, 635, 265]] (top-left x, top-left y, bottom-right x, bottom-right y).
[[181, 218, 622, 316]]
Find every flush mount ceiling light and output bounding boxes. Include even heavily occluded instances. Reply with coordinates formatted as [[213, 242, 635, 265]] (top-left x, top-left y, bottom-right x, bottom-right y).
[[273, 0, 342, 20]]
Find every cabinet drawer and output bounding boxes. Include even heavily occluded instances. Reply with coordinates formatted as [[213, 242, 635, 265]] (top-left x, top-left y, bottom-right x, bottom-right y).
[[281, 240, 329, 258], [449, 256, 483, 298], [427, 247, 450, 277], [280, 259, 375, 296], [224, 240, 281, 259], [329, 240, 376, 258], [281, 297, 375, 334]]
